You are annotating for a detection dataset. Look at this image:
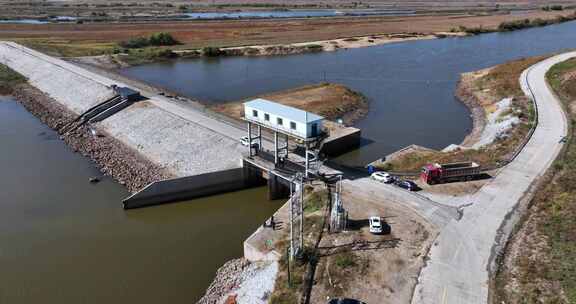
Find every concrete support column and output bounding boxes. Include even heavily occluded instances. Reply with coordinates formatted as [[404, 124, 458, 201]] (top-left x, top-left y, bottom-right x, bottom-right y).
[[305, 143, 309, 178], [248, 121, 253, 157], [257, 125, 262, 154], [274, 131, 279, 165], [268, 172, 290, 200], [285, 134, 289, 160]]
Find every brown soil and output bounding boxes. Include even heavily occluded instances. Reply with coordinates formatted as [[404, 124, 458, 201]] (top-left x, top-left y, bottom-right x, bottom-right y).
[[210, 83, 368, 125], [308, 184, 435, 304], [0, 11, 572, 49], [11, 83, 173, 193], [455, 70, 489, 147]]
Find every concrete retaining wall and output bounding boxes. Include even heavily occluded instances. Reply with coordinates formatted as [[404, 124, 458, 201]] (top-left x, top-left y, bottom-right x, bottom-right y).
[[123, 168, 266, 209], [321, 126, 361, 157]]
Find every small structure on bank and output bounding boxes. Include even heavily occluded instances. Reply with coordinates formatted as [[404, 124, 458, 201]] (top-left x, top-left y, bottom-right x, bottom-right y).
[[243, 98, 325, 177]]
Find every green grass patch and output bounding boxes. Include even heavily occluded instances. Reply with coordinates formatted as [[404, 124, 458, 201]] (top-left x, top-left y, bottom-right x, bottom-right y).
[[117, 48, 177, 66], [334, 251, 356, 268], [304, 189, 328, 214], [15, 38, 116, 57], [0, 64, 26, 94]]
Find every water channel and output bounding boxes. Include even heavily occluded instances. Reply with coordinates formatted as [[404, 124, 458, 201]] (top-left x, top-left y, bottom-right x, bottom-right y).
[[0, 97, 281, 303], [183, 9, 415, 20], [2, 21, 576, 304], [121, 21, 576, 166]]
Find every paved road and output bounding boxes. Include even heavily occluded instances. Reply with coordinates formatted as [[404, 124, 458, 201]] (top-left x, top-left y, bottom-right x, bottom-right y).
[[344, 178, 459, 229], [410, 52, 573, 304]]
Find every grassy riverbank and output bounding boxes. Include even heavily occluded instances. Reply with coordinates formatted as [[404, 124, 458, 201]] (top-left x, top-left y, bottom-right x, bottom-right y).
[[378, 57, 541, 172], [494, 58, 576, 303], [0, 64, 26, 94], [456, 10, 576, 34], [1, 8, 573, 60]]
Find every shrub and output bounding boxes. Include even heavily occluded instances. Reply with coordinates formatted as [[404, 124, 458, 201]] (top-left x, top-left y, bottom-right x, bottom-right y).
[[498, 19, 531, 31], [148, 32, 179, 46], [335, 252, 356, 268], [119, 32, 179, 49], [306, 44, 324, 51], [119, 36, 150, 48], [202, 46, 223, 57], [550, 5, 564, 11]]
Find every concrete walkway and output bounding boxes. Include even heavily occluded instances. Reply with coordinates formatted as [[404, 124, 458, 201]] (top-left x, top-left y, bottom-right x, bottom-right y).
[[411, 53, 573, 304]]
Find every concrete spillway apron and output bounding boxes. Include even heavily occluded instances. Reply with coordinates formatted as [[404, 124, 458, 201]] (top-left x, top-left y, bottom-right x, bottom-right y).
[[411, 53, 573, 304]]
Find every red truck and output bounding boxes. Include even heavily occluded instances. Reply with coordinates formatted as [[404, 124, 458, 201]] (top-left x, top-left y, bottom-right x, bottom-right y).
[[421, 161, 481, 185]]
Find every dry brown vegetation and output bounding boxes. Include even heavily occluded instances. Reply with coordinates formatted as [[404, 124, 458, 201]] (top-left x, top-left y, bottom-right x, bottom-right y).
[[268, 180, 434, 304], [379, 56, 543, 172], [494, 57, 576, 304], [0, 9, 574, 58]]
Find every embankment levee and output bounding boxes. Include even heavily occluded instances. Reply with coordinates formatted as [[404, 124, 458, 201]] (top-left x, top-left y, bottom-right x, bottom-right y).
[[0, 41, 246, 193], [455, 74, 487, 148]]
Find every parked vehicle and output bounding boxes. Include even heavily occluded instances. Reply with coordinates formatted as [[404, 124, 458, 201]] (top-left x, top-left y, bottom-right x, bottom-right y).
[[328, 298, 367, 304], [370, 171, 395, 183], [396, 180, 418, 191], [240, 136, 259, 148], [421, 161, 481, 185], [369, 216, 383, 234]]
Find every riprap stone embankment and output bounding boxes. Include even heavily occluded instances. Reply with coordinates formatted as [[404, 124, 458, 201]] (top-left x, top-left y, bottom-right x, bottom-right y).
[[0, 41, 247, 192]]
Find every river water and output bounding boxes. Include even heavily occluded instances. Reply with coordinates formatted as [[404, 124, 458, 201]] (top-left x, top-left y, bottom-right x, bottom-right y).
[[3, 21, 576, 304], [0, 97, 281, 302], [121, 21, 576, 166], [183, 9, 415, 20]]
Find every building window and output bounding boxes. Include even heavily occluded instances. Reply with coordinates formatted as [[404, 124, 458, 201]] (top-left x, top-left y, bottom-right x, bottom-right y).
[[290, 121, 297, 130], [277, 117, 283, 125], [264, 113, 270, 121], [252, 110, 258, 117]]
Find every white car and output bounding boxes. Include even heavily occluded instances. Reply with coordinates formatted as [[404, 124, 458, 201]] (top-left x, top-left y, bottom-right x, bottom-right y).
[[371, 171, 394, 183], [240, 136, 258, 148], [369, 216, 383, 234]]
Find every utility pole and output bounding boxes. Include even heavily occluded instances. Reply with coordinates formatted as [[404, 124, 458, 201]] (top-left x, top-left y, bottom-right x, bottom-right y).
[[299, 175, 304, 251], [289, 172, 305, 258], [289, 180, 294, 259]]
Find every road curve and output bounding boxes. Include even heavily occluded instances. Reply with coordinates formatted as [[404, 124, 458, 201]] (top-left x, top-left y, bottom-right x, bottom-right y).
[[411, 52, 574, 304]]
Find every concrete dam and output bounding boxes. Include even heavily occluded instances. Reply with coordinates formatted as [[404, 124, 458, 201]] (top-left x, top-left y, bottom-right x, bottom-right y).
[[0, 42, 352, 207]]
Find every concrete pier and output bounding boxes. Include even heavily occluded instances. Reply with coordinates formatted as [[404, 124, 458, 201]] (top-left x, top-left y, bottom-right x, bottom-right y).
[[267, 173, 291, 200]]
